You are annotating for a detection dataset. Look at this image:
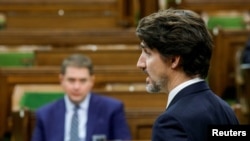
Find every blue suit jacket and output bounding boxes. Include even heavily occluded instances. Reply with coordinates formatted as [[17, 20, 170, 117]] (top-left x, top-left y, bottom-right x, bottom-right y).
[[152, 81, 239, 141], [31, 93, 131, 141]]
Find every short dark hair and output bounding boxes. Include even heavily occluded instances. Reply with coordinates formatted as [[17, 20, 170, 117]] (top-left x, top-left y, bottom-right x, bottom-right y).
[[61, 54, 94, 75], [136, 9, 213, 78]]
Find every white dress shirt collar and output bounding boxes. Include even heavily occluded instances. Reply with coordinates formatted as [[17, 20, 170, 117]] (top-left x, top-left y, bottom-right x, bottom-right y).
[[65, 93, 91, 111], [166, 78, 204, 108]]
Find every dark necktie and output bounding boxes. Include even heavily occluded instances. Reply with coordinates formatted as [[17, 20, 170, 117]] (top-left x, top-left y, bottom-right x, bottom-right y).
[[70, 105, 80, 141]]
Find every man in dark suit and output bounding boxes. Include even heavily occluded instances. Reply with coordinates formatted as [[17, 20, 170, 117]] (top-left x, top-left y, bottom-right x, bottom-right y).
[[135, 9, 239, 141], [31, 54, 131, 141]]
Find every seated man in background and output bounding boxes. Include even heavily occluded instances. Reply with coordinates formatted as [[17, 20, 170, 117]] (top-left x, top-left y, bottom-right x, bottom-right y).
[[31, 54, 131, 141]]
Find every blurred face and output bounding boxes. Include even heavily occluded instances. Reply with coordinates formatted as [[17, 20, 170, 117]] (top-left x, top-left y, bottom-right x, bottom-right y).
[[60, 66, 95, 104], [136, 41, 171, 93]]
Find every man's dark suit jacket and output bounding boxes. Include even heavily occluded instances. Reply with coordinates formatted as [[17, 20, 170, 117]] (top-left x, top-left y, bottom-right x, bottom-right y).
[[31, 93, 132, 141], [152, 81, 239, 141]]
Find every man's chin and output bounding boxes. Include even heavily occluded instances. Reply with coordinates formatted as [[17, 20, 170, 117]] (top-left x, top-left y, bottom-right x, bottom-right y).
[[146, 84, 161, 94], [69, 97, 83, 104]]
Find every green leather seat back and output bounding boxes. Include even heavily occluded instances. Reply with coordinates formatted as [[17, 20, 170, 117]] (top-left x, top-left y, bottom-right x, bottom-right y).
[[0, 52, 34, 67], [20, 92, 64, 111], [207, 16, 245, 30]]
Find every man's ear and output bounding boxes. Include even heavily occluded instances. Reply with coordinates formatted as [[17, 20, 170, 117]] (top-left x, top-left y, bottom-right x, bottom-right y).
[[171, 56, 181, 69]]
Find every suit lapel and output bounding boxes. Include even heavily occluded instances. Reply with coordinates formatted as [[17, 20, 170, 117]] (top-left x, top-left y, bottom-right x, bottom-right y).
[[51, 99, 66, 140], [86, 94, 99, 141]]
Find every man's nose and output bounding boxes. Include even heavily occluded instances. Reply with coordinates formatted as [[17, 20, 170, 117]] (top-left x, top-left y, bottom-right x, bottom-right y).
[[136, 54, 145, 69]]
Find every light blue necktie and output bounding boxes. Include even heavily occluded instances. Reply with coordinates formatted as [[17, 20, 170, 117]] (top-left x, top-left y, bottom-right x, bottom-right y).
[[70, 105, 80, 141]]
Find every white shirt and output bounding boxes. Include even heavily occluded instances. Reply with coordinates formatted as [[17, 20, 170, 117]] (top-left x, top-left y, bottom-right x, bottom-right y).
[[64, 93, 91, 141], [166, 78, 204, 108]]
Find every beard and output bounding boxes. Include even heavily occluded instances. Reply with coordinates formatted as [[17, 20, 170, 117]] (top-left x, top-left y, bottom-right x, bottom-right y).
[[146, 83, 161, 93], [145, 77, 165, 93]]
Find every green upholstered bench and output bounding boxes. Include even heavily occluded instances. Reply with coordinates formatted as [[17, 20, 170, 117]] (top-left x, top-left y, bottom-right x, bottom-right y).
[[20, 92, 64, 111], [0, 52, 34, 67], [207, 16, 245, 30]]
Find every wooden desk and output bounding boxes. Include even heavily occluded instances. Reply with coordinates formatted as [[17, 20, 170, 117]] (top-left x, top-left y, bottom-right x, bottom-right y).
[[0, 0, 131, 29], [0, 28, 139, 46], [236, 66, 250, 123], [34, 47, 140, 66], [209, 29, 250, 97]]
